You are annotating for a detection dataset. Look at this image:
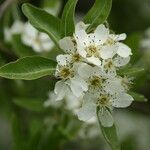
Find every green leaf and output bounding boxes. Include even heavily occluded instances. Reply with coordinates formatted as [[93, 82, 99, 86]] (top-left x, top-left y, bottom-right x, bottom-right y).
[[0, 56, 56, 80], [22, 3, 61, 47], [41, 0, 62, 16], [101, 125, 121, 150], [125, 32, 142, 65], [84, 0, 112, 32], [61, 0, 78, 36], [96, 108, 121, 150], [11, 113, 24, 150], [11, 34, 36, 57], [118, 67, 145, 76], [13, 98, 45, 111], [129, 92, 147, 102]]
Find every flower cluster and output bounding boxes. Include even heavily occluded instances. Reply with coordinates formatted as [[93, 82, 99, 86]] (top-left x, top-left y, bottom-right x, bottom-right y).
[[22, 22, 54, 52], [4, 21, 54, 53], [54, 22, 134, 127]]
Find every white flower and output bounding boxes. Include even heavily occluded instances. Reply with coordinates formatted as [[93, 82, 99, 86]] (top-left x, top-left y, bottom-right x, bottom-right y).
[[118, 76, 133, 91], [78, 63, 125, 94], [103, 33, 132, 58], [4, 20, 24, 42], [21, 22, 54, 52], [102, 55, 130, 76], [74, 22, 132, 66], [54, 61, 88, 99], [54, 21, 134, 127], [75, 21, 90, 32], [58, 36, 83, 65], [77, 91, 134, 127], [44, 90, 82, 113], [74, 24, 109, 66]]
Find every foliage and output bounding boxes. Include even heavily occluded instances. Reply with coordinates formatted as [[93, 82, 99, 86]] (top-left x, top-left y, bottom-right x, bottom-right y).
[[0, 0, 149, 150]]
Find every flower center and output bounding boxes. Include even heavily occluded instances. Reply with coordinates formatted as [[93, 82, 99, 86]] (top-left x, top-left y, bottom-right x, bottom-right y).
[[104, 59, 114, 72], [89, 76, 103, 87], [105, 38, 115, 45], [72, 53, 81, 62], [59, 67, 74, 79], [96, 95, 110, 107], [86, 45, 100, 57], [121, 76, 132, 91]]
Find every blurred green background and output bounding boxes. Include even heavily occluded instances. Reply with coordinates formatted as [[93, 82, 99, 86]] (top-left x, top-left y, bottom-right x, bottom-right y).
[[0, 0, 150, 150]]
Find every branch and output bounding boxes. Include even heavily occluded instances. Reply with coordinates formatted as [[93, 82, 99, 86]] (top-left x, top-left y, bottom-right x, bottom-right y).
[[0, 0, 16, 19]]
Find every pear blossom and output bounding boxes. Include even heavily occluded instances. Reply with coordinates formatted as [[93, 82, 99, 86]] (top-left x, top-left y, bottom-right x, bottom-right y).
[[21, 22, 54, 53], [78, 63, 125, 94], [74, 22, 132, 66], [53, 21, 134, 127], [101, 55, 130, 76], [58, 37, 83, 64], [54, 59, 88, 100], [77, 91, 133, 127], [4, 20, 24, 42], [44, 91, 82, 113], [74, 24, 108, 66], [102, 33, 132, 59]]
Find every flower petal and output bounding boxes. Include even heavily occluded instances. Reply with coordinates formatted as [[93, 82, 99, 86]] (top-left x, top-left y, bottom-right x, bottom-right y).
[[75, 21, 89, 32], [101, 45, 117, 59], [78, 63, 93, 79], [59, 37, 75, 53], [77, 43, 87, 57], [112, 93, 134, 108], [11, 20, 24, 34], [94, 24, 109, 44], [54, 80, 67, 101], [113, 56, 130, 67], [70, 76, 88, 97], [104, 77, 124, 94], [75, 30, 89, 46], [56, 54, 72, 65], [109, 33, 126, 41], [98, 108, 114, 127], [117, 43, 132, 58], [87, 56, 101, 66], [77, 102, 96, 121], [24, 22, 37, 39]]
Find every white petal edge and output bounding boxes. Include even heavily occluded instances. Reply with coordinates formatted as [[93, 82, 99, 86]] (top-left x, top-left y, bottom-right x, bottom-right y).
[[56, 54, 72, 66], [117, 43, 132, 58], [54, 80, 67, 101], [112, 93, 134, 108], [98, 108, 114, 127], [113, 56, 130, 67], [59, 37, 75, 53], [77, 102, 96, 121]]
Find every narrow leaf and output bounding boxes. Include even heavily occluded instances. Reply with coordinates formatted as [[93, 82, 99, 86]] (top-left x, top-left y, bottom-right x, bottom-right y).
[[129, 91, 147, 102], [0, 56, 56, 80], [84, 0, 112, 32], [22, 3, 61, 46], [61, 0, 78, 36], [100, 124, 121, 150], [118, 67, 145, 76], [13, 98, 44, 111], [96, 108, 121, 150]]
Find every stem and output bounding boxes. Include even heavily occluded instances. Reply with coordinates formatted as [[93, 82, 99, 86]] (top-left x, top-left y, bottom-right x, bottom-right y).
[[0, 0, 16, 19], [96, 107, 121, 150]]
